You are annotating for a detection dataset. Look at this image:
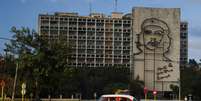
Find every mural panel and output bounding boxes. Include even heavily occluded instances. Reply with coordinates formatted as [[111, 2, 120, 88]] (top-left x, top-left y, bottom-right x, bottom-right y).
[[133, 7, 180, 91]]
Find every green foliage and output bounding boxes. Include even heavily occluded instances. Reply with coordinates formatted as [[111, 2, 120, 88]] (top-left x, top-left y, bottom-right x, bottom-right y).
[[72, 67, 130, 99], [0, 67, 14, 97], [3, 27, 131, 99], [103, 83, 128, 94], [6, 27, 201, 100], [129, 76, 144, 99], [189, 59, 199, 68], [4, 27, 71, 98], [170, 84, 179, 94], [181, 59, 201, 100], [0, 53, 16, 97]]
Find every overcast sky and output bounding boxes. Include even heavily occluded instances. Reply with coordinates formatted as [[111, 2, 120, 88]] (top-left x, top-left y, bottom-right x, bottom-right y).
[[0, 0, 201, 61]]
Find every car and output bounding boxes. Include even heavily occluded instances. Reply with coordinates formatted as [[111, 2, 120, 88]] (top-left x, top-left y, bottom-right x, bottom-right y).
[[98, 94, 138, 101]]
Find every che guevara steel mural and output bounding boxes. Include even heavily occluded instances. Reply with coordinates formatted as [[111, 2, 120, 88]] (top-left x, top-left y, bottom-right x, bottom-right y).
[[133, 8, 180, 91], [134, 18, 174, 81]]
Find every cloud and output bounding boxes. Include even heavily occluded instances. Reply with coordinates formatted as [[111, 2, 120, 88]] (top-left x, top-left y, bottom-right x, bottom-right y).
[[20, 0, 27, 3], [43, 0, 64, 3], [187, 27, 201, 60], [187, 0, 201, 3], [49, 0, 58, 2], [188, 31, 201, 60], [189, 36, 201, 50], [190, 27, 201, 37], [86, 0, 94, 2], [189, 48, 201, 61]]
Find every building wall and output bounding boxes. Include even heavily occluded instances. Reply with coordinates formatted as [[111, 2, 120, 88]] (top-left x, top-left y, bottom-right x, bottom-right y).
[[39, 13, 132, 68], [132, 7, 180, 91], [38, 7, 187, 91], [180, 22, 188, 68]]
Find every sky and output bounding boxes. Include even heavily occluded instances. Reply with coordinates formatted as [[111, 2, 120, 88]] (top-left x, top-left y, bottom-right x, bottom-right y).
[[0, 0, 201, 61]]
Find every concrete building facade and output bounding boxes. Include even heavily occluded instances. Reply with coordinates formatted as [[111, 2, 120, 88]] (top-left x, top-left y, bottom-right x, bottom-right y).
[[38, 7, 188, 92], [133, 7, 180, 91], [39, 12, 132, 68], [180, 22, 188, 68]]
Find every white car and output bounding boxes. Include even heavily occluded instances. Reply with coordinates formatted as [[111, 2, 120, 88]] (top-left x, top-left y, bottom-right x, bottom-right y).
[[99, 94, 138, 101]]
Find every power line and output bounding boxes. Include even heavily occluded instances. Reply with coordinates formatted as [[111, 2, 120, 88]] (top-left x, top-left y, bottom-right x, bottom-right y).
[[0, 37, 13, 41]]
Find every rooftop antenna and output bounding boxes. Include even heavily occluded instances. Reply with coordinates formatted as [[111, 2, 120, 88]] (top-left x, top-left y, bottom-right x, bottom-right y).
[[114, 0, 118, 12], [89, 0, 92, 14]]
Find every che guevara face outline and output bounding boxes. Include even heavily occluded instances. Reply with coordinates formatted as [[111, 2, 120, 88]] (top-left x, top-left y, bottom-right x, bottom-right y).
[[135, 18, 172, 61], [142, 25, 165, 50], [141, 18, 170, 51]]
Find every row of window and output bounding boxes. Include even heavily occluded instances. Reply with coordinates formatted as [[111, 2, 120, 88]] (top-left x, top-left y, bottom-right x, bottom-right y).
[[72, 45, 130, 49], [180, 24, 187, 28], [69, 36, 130, 40], [40, 27, 131, 33], [40, 16, 131, 23], [41, 26, 131, 33], [69, 54, 131, 58], [70, 50, 130, 54], [41, 21, 131, 28], [180, 57, 188, 61], [67, 63, 130, 67], [180, 49, 188, 53], [76, 32, 130, 37]]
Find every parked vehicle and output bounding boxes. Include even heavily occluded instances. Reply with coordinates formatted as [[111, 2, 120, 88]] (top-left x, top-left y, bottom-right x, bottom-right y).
[[99, 94, 137, 101]]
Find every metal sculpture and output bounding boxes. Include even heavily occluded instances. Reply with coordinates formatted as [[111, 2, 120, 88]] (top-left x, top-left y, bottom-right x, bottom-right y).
[[134, 18, 172, 61]]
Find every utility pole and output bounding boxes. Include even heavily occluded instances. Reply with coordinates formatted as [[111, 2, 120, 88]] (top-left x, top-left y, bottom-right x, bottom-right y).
[[89, 0, 92, 14], [11, 62, 19, 101], [179, 79, 181, 101]]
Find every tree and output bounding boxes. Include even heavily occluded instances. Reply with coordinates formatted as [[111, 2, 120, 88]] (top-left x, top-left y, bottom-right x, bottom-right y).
[[103, 83, 128, 94], [4, 27, 71, 98], [189, 59, 199, 68], [4, 27, 133, 99], [170, 84, 179, 95], [129, 76, 144, 100], [0, 55, 14, 97], [73, 67, 130, 99], [180, 59, 201, 100]]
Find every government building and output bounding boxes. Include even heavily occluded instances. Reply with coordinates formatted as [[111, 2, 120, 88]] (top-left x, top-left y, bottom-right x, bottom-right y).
[[38, 7, 188, 91], [39, 12, 132, 68]]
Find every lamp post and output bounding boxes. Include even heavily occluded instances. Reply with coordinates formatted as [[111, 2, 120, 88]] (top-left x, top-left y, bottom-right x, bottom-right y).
[[21, 82, 26, 101], [178, 79, 181, 101]]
